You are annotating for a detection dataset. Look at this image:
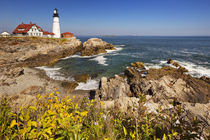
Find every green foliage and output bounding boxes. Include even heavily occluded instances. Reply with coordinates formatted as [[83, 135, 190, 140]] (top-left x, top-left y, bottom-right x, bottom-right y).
[[0, 91, 207, 140], [0, 98, 16, 139]]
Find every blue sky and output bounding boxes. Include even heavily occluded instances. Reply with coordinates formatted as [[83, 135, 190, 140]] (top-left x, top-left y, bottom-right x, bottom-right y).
[[0, 0, 210, 36]]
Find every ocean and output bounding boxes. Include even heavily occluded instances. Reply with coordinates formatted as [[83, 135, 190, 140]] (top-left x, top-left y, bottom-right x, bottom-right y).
[[38, 36, 210, 90]]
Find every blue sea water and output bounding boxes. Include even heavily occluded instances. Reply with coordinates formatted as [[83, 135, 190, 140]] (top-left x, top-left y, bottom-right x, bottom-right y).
[[39, 36, 210, 90]]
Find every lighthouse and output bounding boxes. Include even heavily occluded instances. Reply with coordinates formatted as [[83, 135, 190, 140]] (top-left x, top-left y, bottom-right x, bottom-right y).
[[52, 8, 61, 38]]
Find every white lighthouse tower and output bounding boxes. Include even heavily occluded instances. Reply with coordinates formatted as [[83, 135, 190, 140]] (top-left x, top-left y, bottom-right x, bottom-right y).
[[52, 8, 61, 38]]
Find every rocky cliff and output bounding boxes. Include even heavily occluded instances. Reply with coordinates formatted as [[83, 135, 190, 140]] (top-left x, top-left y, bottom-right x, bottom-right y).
[[81, 38, 115, 56], [0, 37, 82, 68], [96, 61, 210, 125]]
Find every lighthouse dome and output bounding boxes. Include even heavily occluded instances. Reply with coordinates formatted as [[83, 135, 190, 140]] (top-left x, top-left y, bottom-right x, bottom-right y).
[[53, 8, 59, 17]]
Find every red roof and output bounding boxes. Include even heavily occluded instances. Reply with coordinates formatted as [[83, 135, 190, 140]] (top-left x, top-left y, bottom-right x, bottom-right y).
[[13, 22, 44, 34], [61, 32, 74, 35], [43, 31, 54, 35], [49, 32, 55, 35]]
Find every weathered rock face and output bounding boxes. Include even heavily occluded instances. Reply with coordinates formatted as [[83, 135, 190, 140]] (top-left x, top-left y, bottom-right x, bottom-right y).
[[0, 37, 82, 68], [130, 62, 145, 69], [61, 81, 79, 94], [125, 66, 210, 104], [200, 76, 210, 84], [101, 97, 139, 113], [167, 59, 188, 73], [74, 74, 90, 83], [96, 75, 138, 112], [0, 67, 24, 86], [81, 38, 115, 56], [97, 75, 132, 100], [96, 61, 210, 119]]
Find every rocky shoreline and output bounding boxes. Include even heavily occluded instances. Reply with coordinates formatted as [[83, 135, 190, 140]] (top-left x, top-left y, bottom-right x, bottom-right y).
[[0, 37, 209, 137], [0, 37, 115, 104]]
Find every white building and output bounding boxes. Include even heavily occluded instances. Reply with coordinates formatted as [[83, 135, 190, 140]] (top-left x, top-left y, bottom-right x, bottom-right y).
[[13, 22, 54, 37], [0, 31, 10, 37], [12, 9, 63, 38], [52, 8, 61, 38]]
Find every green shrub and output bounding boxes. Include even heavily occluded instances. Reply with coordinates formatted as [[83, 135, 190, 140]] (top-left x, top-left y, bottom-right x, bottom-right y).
[[0, 91, 207, 140]]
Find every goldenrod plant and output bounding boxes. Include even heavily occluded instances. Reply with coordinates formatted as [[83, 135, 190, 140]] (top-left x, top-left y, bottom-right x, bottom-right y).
[[0, 91, 208, 140]]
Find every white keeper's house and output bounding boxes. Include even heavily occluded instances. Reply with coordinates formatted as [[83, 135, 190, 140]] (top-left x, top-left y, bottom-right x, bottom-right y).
[[13, 22, 54, 37]]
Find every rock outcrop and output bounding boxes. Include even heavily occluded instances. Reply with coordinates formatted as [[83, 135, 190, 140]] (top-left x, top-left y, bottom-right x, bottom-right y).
[[0, 37, 83, 103], [96, 61, 210, 126], [130, 62, 145, 69], [96, 75, 138, 112], [81, 38, 115, 56], [97, 75, 132, 100], [125, 66, 209, 104], [167, 59, 188, 73], [74, 74, 90, 83], [0, 37, 82, 68]]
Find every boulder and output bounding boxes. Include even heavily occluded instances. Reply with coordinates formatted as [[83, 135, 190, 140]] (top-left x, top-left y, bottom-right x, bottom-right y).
[[97, 75, 132, 100], [131, 62, 145, 69], [81, 38, 114, 56], [167, 59, 188, 73], [74, 74, 90, 83], [167, 59, 180, 67], [101, 97, 139, 113], [200, 76, 210, 84]]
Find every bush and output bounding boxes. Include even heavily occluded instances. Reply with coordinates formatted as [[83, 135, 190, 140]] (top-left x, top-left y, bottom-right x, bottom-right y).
[[0, 91, 207, 140]]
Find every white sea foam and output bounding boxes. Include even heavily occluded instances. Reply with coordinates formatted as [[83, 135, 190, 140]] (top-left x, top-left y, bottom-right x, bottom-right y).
[[145, 64, 162, 69], [107, 47, 123, 53], [160, 60, 167, 64], [176, 60, 210, 77], [75, 79, 99, 90], [90, 46, 123, 66], [61, 54, 95, 60], [36, 66, 100, 90], [36, 66, 73, 81], [90, 55, 108, 66], [180, 50, 203, 55], [62, 46, 124, 61], [115, 44, 126, 47], [146, 60, 210, 78]]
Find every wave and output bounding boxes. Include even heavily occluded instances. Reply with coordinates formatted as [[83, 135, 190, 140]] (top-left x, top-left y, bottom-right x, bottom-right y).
[[106, 47, 123, 53], [36, 66, 73, 81], [61, 54, 94, 60], [115, 44, 126, 47], [145, 63, 162, 69], [146, 60, 210, 78], [176, 60, 210, 77], [90, 55, 108, 66], [90, 46, 124, 66], [36, 66, 100, 90], [62, 46, 123, 61], [179, 48, 205, 56], [75, 79, 99, 90]]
